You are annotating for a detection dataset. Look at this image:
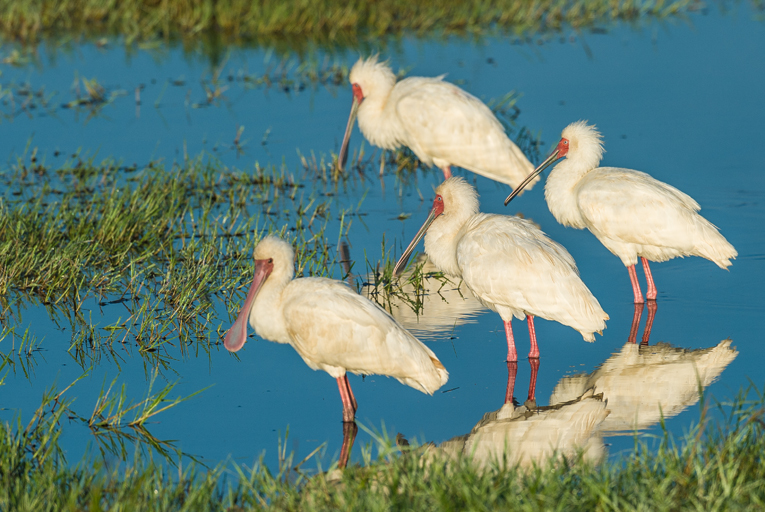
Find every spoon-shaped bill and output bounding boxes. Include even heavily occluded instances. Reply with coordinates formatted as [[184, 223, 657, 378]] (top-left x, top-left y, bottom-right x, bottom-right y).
[[223, 259, 274, 352], [393, 208, 441, 277], [504, 149, 561, 206], [338, 96, 361, 172]]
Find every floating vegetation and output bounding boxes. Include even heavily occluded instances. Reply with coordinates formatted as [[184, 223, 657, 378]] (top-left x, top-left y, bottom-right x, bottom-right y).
[[0, 59, 350, 123]]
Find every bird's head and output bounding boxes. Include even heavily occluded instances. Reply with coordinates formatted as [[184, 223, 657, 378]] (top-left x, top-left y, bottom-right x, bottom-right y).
[[223, 236, 294, 353], [560, 120, 604, 166], [252, 235, 295, 281], [505, 120, 604, 206], [393, 178, 478, 276], [338, 56, 397, 172], [348, 55, 396, 103]]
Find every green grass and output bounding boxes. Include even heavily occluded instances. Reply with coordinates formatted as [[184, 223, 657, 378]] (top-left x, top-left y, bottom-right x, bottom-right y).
[[0, 149, 355, 368], [0, 0, 701, 50], [2, 377, 765, 510]]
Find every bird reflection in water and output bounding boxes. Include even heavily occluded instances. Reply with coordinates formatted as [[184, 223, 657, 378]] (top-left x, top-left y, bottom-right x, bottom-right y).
[[339, 422, 358, 469], [505, 359, 540, 408], [416, 305, 736, 470], [437, 371, 609, 469], [550, 306, 738, 434], [362, 254, 485, 340], [628, 301, 658, 345]]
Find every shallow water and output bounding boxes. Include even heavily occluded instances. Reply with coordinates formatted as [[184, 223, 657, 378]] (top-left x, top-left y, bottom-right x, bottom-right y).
[[0, 5, 763, 470]]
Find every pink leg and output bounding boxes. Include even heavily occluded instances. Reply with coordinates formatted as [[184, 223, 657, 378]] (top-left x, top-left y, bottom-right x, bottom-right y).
[[641, 257, 657, 301], [505, 361, 518, 404], [527, 358, 540, 403], [504, 320, 518, 362], [628, 303, 644, 344], [336, 377, 356, 423], [338, 421, 358, 469], [641, 301, 658, 346], [527, 315, 539, 359], [441, 166, 452, 180], [344, 374, 358, 413], [628, 265, 645, 304]]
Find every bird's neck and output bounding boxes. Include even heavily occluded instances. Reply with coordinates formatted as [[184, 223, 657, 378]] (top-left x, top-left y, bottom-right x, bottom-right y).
[[424, 212, 472, 278], [357, 86, 401, 151], [544, 158, 593, 229], [249, 270, 292, 344]]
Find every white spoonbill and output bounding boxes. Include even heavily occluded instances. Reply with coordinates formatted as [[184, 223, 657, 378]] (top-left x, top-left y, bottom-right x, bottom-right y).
[[504, 121, 737, 303], [338, 55, 537, 189], [393, 177, 609, 362], [224, 235, 449, 423]]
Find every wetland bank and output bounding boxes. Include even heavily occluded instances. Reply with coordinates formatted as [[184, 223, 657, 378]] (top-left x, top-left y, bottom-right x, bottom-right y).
[[1, 0, 765, 508]]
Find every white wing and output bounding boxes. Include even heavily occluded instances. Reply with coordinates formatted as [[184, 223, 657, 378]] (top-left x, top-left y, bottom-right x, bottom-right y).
[[281, 277, 448, 394], [392, 77, 535, 187], [456, 214, 607, 339]]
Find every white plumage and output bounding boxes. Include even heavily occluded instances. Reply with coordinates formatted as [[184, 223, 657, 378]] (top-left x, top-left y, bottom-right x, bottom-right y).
[[505, 121, 737, 303], [394, 178, 608, 362], [223, 235, 449, 422], [338, 55, 536, 188]]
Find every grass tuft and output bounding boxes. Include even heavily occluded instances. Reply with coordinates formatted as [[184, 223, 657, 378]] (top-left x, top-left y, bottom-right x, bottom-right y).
[[3, 381, 765, 509]]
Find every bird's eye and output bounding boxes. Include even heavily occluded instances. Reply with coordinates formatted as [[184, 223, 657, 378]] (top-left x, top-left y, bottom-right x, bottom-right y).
[[563, 140, 569, 145], [437, 196, 442, 202], [268, 258, 273, 264]]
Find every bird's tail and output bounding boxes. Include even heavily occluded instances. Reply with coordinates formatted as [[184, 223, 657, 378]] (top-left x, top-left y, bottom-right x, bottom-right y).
[[396, 353, 449, 395], [692, 216, 737, 269], [430, 356, 450, 388]]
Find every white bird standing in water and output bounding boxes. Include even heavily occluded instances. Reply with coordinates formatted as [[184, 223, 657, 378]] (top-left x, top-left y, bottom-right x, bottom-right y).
[[393, 178, 608, 362], [338, 55, 537, 189], [224, 236, 449, 423], [504, 121, 737, 303]]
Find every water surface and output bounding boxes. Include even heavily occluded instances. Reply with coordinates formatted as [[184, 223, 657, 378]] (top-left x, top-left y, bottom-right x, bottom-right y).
[[0, 5, 763, 470]]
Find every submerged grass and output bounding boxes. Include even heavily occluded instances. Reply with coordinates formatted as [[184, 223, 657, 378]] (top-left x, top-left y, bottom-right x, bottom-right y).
[[0, 359, 202, 467], [0, 149, 358, 367], [0, 59, 350, 122], [2, 381, 765, 510]]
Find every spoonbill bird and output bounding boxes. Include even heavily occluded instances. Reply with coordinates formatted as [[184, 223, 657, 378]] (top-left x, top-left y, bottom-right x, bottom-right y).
[[338, 55, 537, 189], [393, 178, 608, 362], [224, 236, 449, 423], [504, 121, 737, 303]]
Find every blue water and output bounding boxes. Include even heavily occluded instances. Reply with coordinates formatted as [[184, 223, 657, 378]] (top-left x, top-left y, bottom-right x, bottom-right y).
[[0, 5, 763, 470]]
